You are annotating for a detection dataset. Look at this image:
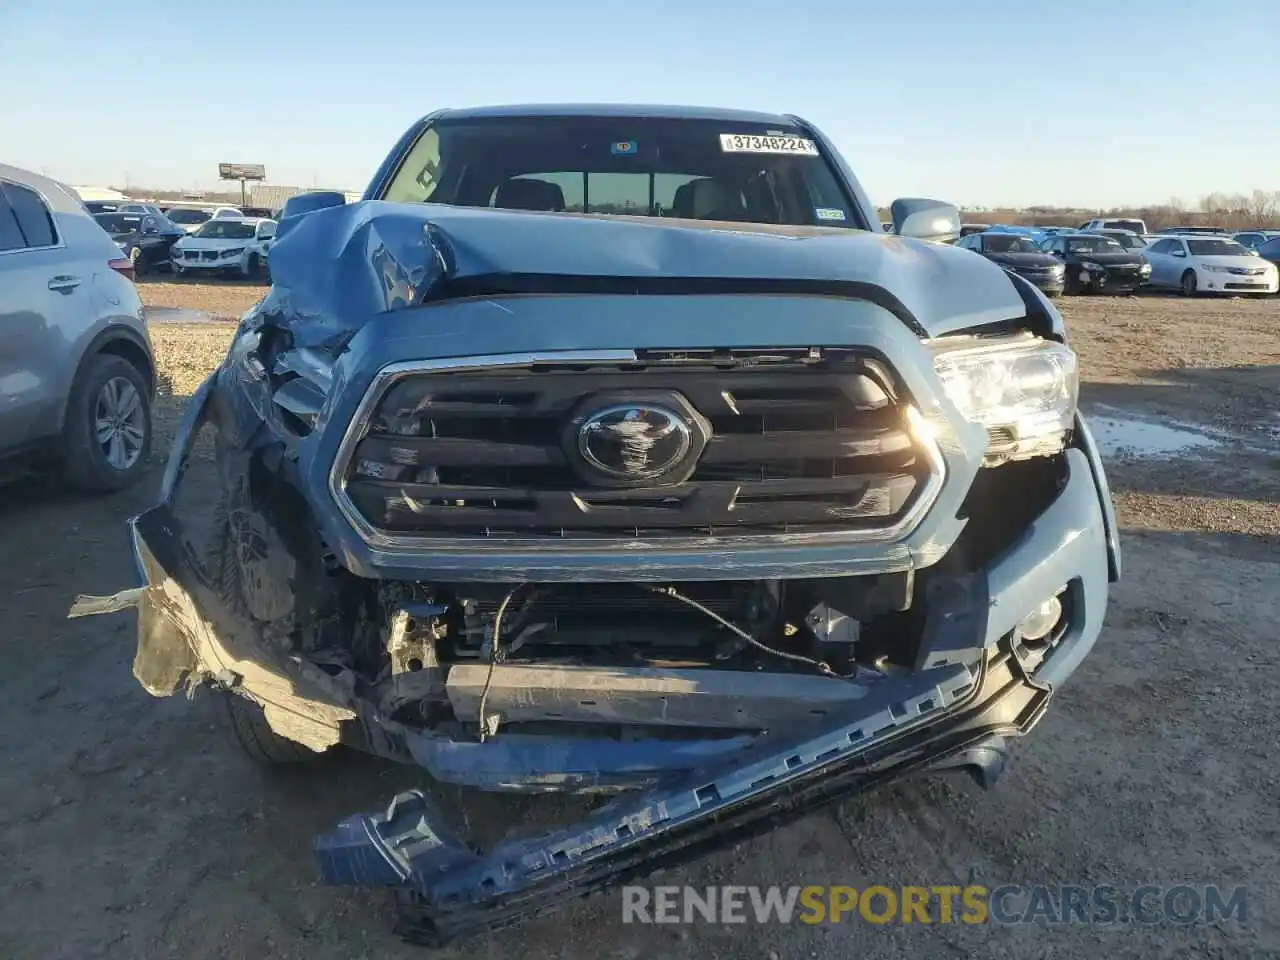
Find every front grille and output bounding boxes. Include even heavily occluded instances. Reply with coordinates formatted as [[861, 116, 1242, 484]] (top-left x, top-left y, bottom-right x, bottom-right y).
[[201, 251, 219, 262], [337, 350, 934, 540], [183, 250, 198, 260]]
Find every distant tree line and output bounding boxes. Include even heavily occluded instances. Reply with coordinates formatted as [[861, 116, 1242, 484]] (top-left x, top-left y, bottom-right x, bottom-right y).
[[897, 190, 1280, 232]]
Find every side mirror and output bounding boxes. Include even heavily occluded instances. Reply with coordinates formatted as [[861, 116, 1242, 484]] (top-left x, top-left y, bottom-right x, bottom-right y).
[[277, 191, 346, 243], [281, 191, 346, 220], [142, 224, 158, 235], [1172, 249, 1186, 258], [889, 198, 961, 244]]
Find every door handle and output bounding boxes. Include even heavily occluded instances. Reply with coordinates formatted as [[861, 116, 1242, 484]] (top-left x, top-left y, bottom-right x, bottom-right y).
[[48, 275, 82, 292]]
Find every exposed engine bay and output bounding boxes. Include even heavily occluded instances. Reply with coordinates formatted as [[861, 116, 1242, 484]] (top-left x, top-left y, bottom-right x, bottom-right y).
[[360, 572, 919, 738]]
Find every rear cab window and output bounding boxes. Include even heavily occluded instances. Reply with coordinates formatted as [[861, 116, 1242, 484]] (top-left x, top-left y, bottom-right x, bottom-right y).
[[0, 181, 58, 248], [381, 115, 864, 230]]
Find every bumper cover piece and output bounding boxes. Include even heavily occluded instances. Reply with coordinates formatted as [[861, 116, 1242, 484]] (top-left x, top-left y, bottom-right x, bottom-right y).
[[316, 645, 1049, 946]]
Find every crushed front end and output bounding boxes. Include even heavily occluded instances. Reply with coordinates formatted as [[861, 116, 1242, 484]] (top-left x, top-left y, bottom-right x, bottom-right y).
[[71, 201, 1119, 946]]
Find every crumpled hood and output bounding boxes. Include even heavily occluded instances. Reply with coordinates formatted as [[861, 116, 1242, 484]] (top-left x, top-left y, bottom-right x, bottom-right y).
[[262, 200, 1029, 345]]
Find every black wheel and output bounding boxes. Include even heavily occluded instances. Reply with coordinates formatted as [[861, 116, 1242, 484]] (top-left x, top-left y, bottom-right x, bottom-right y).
[[244, 252, 261, 279], [217, 689, 320, 764], [172, 262, 185, 278], [62, 354, 151, 492], [128, 245, 146, 277], [1181, 270, 1198, 297], [1062, 271, 1080, 296]]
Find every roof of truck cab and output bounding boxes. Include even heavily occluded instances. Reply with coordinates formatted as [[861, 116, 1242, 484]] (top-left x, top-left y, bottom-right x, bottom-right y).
[[437, 103, 804, 125]]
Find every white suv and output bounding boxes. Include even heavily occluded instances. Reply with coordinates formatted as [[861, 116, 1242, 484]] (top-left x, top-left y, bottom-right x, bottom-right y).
[[170, 216, 275, 279], [1079, 217, 1149, 236]]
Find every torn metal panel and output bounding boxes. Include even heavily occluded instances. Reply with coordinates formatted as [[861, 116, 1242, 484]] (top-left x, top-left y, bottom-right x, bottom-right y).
[[129, 507, 356, 750], [444, 663, 872, 730]]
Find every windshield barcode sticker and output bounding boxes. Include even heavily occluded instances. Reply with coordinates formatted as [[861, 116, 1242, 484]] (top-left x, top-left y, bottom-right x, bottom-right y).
[[719, 133, 820, 156]]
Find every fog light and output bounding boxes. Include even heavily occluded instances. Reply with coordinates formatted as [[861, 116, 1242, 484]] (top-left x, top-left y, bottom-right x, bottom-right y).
[[1017, 595, 1063, 642]]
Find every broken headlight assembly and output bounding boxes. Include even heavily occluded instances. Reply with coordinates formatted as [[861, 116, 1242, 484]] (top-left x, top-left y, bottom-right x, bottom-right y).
[[931, 335, 1078, 465]]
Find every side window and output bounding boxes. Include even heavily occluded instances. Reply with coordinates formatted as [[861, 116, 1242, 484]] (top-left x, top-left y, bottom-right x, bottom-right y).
[[1149, 239, 1171, 254], [257, 222, 275, 239], [2, 182, 57, 247], [0, 191, 25, 251], [142, 216, 158, 232], [1169, 239, 1186, 255]]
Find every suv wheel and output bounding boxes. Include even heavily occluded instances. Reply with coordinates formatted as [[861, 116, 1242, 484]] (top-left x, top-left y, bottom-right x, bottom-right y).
[[62, 354, 152, 492], [1180, 269, 1198, 297]]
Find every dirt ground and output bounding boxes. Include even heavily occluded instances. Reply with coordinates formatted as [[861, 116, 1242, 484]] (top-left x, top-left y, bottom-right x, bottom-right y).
[[1, 280, 1277, 959]]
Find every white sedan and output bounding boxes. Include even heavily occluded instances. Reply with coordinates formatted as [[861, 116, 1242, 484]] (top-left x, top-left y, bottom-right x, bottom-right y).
[[1143, 235, 1278, 296], [170, 217, 275, 279]]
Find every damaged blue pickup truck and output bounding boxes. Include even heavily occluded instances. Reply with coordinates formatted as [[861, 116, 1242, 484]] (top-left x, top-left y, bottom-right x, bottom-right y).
[[75, 104, 1118, 946]]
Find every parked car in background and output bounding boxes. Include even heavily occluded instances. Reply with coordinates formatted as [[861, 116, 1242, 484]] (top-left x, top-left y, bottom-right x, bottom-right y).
[[240, 206, 275, 219], [1086, 228, 1149, 252], [1231, 230, 1280, 251], [958, 222, 990, 237], [1158, 225, 1229, 236], [1142, 235, 1278, 296], [1079, 217, 1148, 235], [211, 206, 244, 220], [84, 200, 123, 215], [170, 216, 275, 278], [0, 164, 155, 490], [1255, 236, 1280, 272], [164, 206, 215, 234], [1040, 232, 1151, 294], [956, 230, 1065, 295], [93, 211, 186, 275], [115, 202, 166, 216]]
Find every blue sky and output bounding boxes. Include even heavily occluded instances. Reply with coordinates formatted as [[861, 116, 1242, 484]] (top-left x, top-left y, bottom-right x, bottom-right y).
[[2, 0, 1277, 209]]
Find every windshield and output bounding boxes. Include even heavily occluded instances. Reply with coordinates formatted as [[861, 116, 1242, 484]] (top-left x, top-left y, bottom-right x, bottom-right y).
[[94, 213, 144, 233], [1066, 236, 1125, 254], [195, 220, 255, 240], [983, 235, 1040, 253], [381, 115, 861, 229], [1188, 238, 1247, 256], [167, 208, 211, 224]]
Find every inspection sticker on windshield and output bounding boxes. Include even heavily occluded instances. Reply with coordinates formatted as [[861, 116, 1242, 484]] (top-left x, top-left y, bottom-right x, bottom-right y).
[[815, 207, 847, 221], [720, 133, 819, 155]]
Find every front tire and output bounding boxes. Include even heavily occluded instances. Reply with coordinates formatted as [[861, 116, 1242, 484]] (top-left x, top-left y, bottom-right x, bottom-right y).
[[217, 690, 320, 764], [244, 252, 261, 280], [1181, 269, 1198, 297], [62, 354, 152, 492]]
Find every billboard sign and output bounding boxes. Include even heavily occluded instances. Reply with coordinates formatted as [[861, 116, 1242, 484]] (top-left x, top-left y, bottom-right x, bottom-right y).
[[218, 163, 266, 181]]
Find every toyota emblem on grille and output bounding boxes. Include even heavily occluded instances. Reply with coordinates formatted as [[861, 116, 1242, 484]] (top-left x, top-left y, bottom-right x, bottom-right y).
[[578, 404, 693, 480]]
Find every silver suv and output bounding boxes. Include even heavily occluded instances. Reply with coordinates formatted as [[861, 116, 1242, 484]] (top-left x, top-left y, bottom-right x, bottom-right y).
[[0, 164, 155, 490]]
